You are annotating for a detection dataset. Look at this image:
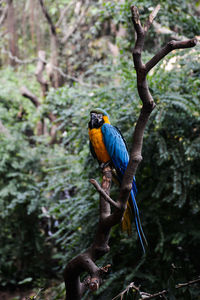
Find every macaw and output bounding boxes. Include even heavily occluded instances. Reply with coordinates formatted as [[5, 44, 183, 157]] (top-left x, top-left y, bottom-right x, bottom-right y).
[[88, 108, 147, 253]]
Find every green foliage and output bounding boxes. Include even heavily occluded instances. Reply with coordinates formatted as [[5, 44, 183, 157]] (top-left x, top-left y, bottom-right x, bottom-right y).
[[39, 47, 200, 299], [0, 133, 53, 287], [0, 1, 200, 299], [1, 44, 200, 297], [0, 66, 42, 135]]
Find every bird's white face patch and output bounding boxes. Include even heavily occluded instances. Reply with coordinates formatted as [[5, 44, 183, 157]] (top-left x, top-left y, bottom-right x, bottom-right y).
[[91, 112, 103, 121]]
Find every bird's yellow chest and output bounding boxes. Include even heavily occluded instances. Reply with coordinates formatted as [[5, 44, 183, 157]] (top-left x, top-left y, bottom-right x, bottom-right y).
[[89, 127, 110, 163]]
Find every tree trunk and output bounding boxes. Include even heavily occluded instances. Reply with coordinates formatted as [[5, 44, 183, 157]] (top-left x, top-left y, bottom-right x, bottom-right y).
[[7, 0, 18, 66], [38, 0, 61, 88], [29, 0, 35, 50]]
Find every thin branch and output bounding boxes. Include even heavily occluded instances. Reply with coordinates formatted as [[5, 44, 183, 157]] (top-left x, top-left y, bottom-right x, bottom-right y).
[[176, 277, 200, 289], [0, 47, 98, 87], [112, 282, 140, 300], [144, 4, 161, 33], [145, 38, 197, 73], [64, 166, 113, 300], [42, 60, 98, 87], [0, 47, 37, 63], [90, 179, 120, 209], [20, 86, 41, 107], [142, 290, 168, 299], [139, 276, 200, 299], [62, 0, 89, 44], [113, 277, 200, 300], [35, 50, 48, 97], [38, 0, 56, 36], [55, 2, 73, 28]]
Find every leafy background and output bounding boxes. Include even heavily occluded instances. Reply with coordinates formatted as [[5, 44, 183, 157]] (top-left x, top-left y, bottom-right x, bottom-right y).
[[0, 0, 200, 299]]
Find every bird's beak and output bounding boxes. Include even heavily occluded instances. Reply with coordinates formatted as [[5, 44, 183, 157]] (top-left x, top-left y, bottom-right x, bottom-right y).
[[90, 113, 97, 128], [89, 112, 103, 129]]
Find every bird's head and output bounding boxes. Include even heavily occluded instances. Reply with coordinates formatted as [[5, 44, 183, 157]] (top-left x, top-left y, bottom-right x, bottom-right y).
[[88, 108, 110, 129]]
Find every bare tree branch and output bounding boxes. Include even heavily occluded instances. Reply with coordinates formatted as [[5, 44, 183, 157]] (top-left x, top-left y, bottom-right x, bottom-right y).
[[90, 178, 120, 209], [62, 0, 89, 44], [38, 0, 56, 36], [35, 50, 48, 97], [55, 1, 73, 28], [0, 46, 97, 87], [64, 165, 112, 300], [144, 4, 160, 32], [112, 282, 140, 300], [145, 38, 197, 73], [113, 277, 200, 299], [176, 277, 200, 289], [38, 0, 60, 88], [63, 6, 197, 299], [115, 5, 197, 211], [20, 86, 41, 107], [0, 47, 37, 63]]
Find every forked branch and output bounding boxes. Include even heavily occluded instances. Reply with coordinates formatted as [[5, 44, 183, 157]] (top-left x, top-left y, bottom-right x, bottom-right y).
[[63, 5, 197, 299], [119, 6, 197, 208], [90, 178, 120, 209]]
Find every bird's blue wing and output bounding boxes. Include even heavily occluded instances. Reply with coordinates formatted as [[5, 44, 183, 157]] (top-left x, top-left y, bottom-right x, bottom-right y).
[[101, 123, 129, 177], [101, 123, 147, 252], [101, 124, 137, 194]]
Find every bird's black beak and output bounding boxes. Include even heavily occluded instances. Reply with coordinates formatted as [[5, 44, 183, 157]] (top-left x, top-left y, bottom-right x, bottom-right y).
[[89, 113, 104, 129], [90, 113, 97, 128]]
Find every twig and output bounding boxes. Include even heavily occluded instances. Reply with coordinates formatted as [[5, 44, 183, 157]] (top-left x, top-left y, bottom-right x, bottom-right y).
[[62, 0, 89, 44], [35, 50, 48, 97], [0, 47, 37, 64], [145, 38, 197, 73], [112, 277, 200, 300], [142, 290, 168, 299], [0, 47, 98, 87], [176, 277, 200, 289], [144, 4, 161, 32], [55, 2, 73, 28], [38, 0, 56, 36], [42, 60, 98, 88], [20, 86, 40, 107], [112, 282, 140, 300], [90, 179, 120, 209]]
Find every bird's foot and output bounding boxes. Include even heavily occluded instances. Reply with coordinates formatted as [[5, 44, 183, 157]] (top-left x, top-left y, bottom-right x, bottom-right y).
[[100, 161, 111, 170]]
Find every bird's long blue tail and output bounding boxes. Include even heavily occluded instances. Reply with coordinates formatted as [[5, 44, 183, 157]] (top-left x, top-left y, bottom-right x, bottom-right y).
[[131, 187, 147, 254]]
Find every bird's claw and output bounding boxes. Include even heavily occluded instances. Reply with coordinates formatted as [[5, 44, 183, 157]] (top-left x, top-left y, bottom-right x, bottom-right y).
[[100, 161, 111, 170]]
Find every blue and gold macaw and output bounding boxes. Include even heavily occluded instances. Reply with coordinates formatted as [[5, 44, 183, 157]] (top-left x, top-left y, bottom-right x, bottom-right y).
[[88, 108, 147, 253]]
